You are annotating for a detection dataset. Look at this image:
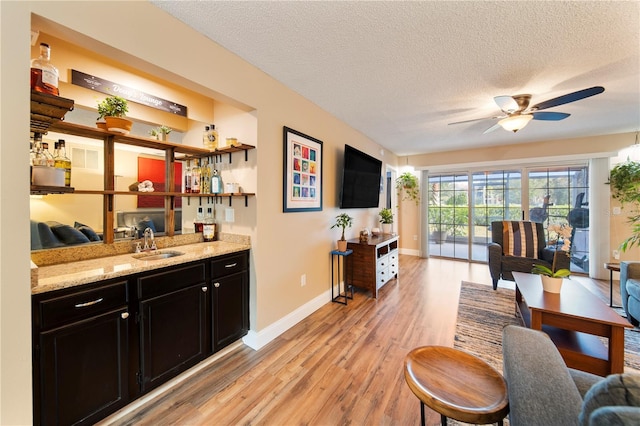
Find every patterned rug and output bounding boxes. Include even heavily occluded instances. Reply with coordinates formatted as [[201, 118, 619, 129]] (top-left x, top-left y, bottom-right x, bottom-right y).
[[454, 281, 640, 374]]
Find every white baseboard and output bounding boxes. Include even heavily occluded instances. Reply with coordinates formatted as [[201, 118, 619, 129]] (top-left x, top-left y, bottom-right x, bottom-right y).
[[242, 289, 331, 350], [400, 248, 420, 256]]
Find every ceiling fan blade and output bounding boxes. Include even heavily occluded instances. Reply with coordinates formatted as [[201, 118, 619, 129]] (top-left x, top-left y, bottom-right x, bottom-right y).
[[483, 123, 502, 134], [531, 86, 605, 111], [448, 116, 501, 125], [532, 111, 571, 121], [494, 96, 519, 113]]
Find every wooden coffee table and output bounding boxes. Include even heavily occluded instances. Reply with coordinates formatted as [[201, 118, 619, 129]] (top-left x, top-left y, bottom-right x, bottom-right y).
[[404, 346, 509, 426], [513, 272, 631, 376]]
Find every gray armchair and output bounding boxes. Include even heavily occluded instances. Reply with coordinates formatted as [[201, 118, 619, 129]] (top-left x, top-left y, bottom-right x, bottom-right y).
[[488, 220, 570, 290], [620, 261, 640, 326]]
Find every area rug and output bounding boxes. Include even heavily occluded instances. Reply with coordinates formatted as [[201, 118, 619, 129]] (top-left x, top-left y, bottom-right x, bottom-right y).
[[454, 281, 640, 374]]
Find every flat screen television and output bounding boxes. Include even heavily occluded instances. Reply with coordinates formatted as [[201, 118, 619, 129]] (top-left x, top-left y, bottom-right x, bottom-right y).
[[339, 144, 382, 209]]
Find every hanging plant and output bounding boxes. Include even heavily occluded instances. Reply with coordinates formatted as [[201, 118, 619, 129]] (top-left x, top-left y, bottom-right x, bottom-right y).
[[396, 172, 420, 204], [608, 159, 640, 251]]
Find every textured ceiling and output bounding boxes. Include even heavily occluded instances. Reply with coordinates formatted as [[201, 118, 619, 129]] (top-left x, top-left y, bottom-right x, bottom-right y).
[[152, 1, 640, 156]]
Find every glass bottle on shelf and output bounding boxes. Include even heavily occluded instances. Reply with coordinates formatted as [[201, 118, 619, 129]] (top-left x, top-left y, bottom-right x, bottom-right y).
[[191, 159, 200, 194], [203, 126, 211, 149], [184, 160, 192, 193], [203, 207, 215, 242], [200, 159, 211, 194], [42, 142, 55, 167], [208, 124, 219, 150], [211, 168, 222, 194], [54, 139, 72, 187], [30, 43, 59, 96], [194, 207, 204, 233], [32, 133, 47, 167]]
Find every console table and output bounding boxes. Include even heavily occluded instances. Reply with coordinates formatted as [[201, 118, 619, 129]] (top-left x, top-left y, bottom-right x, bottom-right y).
[[346, 234, 398, 298]]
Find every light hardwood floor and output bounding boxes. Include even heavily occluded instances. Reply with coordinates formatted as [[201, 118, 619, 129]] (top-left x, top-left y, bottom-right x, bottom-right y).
[[103, 256, 615, 426]]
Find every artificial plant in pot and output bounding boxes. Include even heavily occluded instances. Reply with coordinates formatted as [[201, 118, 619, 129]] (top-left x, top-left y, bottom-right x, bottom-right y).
[[608, 159, 640, 251], [97, 95, 132, 134], [149, 125, 172, 141], [396, 172, 420, 205], [531, 223, 573, 293], [331, 213, 353, 252], [379, 208, 393, 234]]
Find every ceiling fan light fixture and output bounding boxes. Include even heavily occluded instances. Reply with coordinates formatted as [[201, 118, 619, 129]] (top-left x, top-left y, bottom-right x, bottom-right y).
[[498, 114, 533, 133]]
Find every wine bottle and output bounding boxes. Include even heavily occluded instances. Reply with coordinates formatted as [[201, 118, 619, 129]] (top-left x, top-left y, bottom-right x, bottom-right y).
[[203, 207, 215, 242], [54, 139, 72, 187]]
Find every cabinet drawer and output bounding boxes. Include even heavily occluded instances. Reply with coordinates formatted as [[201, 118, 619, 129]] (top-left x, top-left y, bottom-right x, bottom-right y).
[[211, 252, 248, 279], [138, 262, 206, 300], [377, 255, 389, 270], [389, 251, 398, 263], [376, 267, 390, 288], [37, 281, 128, 330]]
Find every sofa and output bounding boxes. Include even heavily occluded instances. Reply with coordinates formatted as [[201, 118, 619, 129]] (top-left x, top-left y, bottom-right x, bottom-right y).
[[502, 325, 640, 425], [488, 220, 570, 290], [116, 209, 182, 235], [31, 220, 102, 250], [620, 261, 640, 326]]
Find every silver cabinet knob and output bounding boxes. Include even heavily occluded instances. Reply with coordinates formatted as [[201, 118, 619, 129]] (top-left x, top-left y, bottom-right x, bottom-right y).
[[202, 286, 208, 292], [214, 282, 220, 288], [121, 312, 129, 319]]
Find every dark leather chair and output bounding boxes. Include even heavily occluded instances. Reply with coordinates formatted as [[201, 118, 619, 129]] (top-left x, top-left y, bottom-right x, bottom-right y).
[[487, 221, 570, 290]]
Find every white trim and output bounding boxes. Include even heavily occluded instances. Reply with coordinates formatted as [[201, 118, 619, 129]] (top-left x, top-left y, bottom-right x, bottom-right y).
[[242, 289, 331, 350], [400, 248, 420, 257]]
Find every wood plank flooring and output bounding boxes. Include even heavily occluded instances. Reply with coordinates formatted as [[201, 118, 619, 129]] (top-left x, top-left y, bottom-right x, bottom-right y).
[[102, 256, 615, 426]]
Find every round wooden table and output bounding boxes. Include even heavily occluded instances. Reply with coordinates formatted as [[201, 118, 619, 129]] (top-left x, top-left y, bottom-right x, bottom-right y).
[[404, 346, 509, 426]]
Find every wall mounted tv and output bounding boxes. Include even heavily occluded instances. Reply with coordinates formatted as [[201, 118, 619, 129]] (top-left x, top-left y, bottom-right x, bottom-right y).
[[339, 144, 382, 209]]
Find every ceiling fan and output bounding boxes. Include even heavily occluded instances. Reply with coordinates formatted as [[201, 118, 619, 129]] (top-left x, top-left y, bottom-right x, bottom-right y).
[[449, 86, 605, 134]]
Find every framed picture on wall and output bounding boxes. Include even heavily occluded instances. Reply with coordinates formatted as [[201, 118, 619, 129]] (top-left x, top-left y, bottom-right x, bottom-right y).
[[283, 126, 323, 212]]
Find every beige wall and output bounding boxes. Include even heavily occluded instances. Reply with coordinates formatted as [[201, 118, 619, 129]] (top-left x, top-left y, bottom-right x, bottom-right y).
[[2, 3, 397, 421]]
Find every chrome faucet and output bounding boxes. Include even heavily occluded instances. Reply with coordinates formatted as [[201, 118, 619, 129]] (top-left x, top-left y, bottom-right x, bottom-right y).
[[143, 227, 156, 251]]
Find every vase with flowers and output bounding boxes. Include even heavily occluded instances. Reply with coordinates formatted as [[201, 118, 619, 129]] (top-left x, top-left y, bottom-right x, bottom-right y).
[[532, 223, 573, 293]]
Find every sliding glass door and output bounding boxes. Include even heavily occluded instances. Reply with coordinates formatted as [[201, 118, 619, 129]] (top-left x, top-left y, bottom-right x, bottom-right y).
[[426, 164, 589, 273]]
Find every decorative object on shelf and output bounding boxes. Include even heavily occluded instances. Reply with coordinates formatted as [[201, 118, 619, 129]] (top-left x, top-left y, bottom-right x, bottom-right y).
[[371, 227, 381, 236], [396, 171, 420, 204], [379, 207, 393, 234], [531, 222, 572, 293], [359, 228, 370, 243], [97, 95, 132, 134], [608, 156, 640, 251], [149, 125, 172, 141], [283, 126, 323, 212], [331, 213, 353, 252]]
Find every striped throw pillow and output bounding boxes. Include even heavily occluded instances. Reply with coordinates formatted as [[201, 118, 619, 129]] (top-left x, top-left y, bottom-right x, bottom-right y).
[[502, 221, 538, 259]]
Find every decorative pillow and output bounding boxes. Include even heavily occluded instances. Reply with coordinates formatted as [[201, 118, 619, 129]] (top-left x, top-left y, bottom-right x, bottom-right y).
[[502, 221, 538, 259], [74, 222, 101, 242], [579, 374, 640, 426], [47, 222, 90, 245], [35, 222, 65, 249]]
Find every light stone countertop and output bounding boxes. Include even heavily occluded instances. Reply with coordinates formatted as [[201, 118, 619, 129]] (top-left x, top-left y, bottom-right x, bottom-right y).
[[32, 240, 251, 295]]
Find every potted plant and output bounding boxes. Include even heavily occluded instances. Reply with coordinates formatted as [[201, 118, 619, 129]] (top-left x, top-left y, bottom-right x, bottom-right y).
[[331, 213, 353, 252], [608, 159, 640, 251], [396, 172, 420, 205], [379, 208, 393, 234], [532, 223, 573, 292], [97, 95, 132, 134], [149, 125, 172, 141]]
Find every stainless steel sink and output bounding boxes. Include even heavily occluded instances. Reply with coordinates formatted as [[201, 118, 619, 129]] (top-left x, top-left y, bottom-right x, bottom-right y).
[[132, 250, 185, 261]]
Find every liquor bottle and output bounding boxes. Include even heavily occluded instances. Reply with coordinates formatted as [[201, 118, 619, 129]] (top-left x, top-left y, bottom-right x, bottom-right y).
[[32, 133, 47, 166], [184, 160, 192, 193], [208, 124, 219, 150], [191, 159, 200, 194], [203, 207, 215, 242], [41, 142, 55, 167], [203, 126, 211, 149], [211, 169, 222, 194], [54, 139, 72, 187], [194, 207, 204, 233], [200, 159, 211, 194], [30, 43, 59, 96]]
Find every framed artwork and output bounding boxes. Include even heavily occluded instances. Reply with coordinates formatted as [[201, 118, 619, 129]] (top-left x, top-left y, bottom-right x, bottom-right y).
[[283, 126, 323, 212]]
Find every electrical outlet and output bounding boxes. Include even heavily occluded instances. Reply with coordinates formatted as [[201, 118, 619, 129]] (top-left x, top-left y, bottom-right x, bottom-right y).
[[613, 206, 622, 215], [301, 274, 306, 286], [413, 235, 418, 241], [613, 250, 620, 260]]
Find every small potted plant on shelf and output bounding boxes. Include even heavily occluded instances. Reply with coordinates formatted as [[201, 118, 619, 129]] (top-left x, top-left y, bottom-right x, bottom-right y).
[[396, 172, 420, 205], [331, 213, 353, 252], [97, 95, 132, 134], [379, 208, 393, 234], [149, 125, 172, 141], [531, 223, 573, 293]]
